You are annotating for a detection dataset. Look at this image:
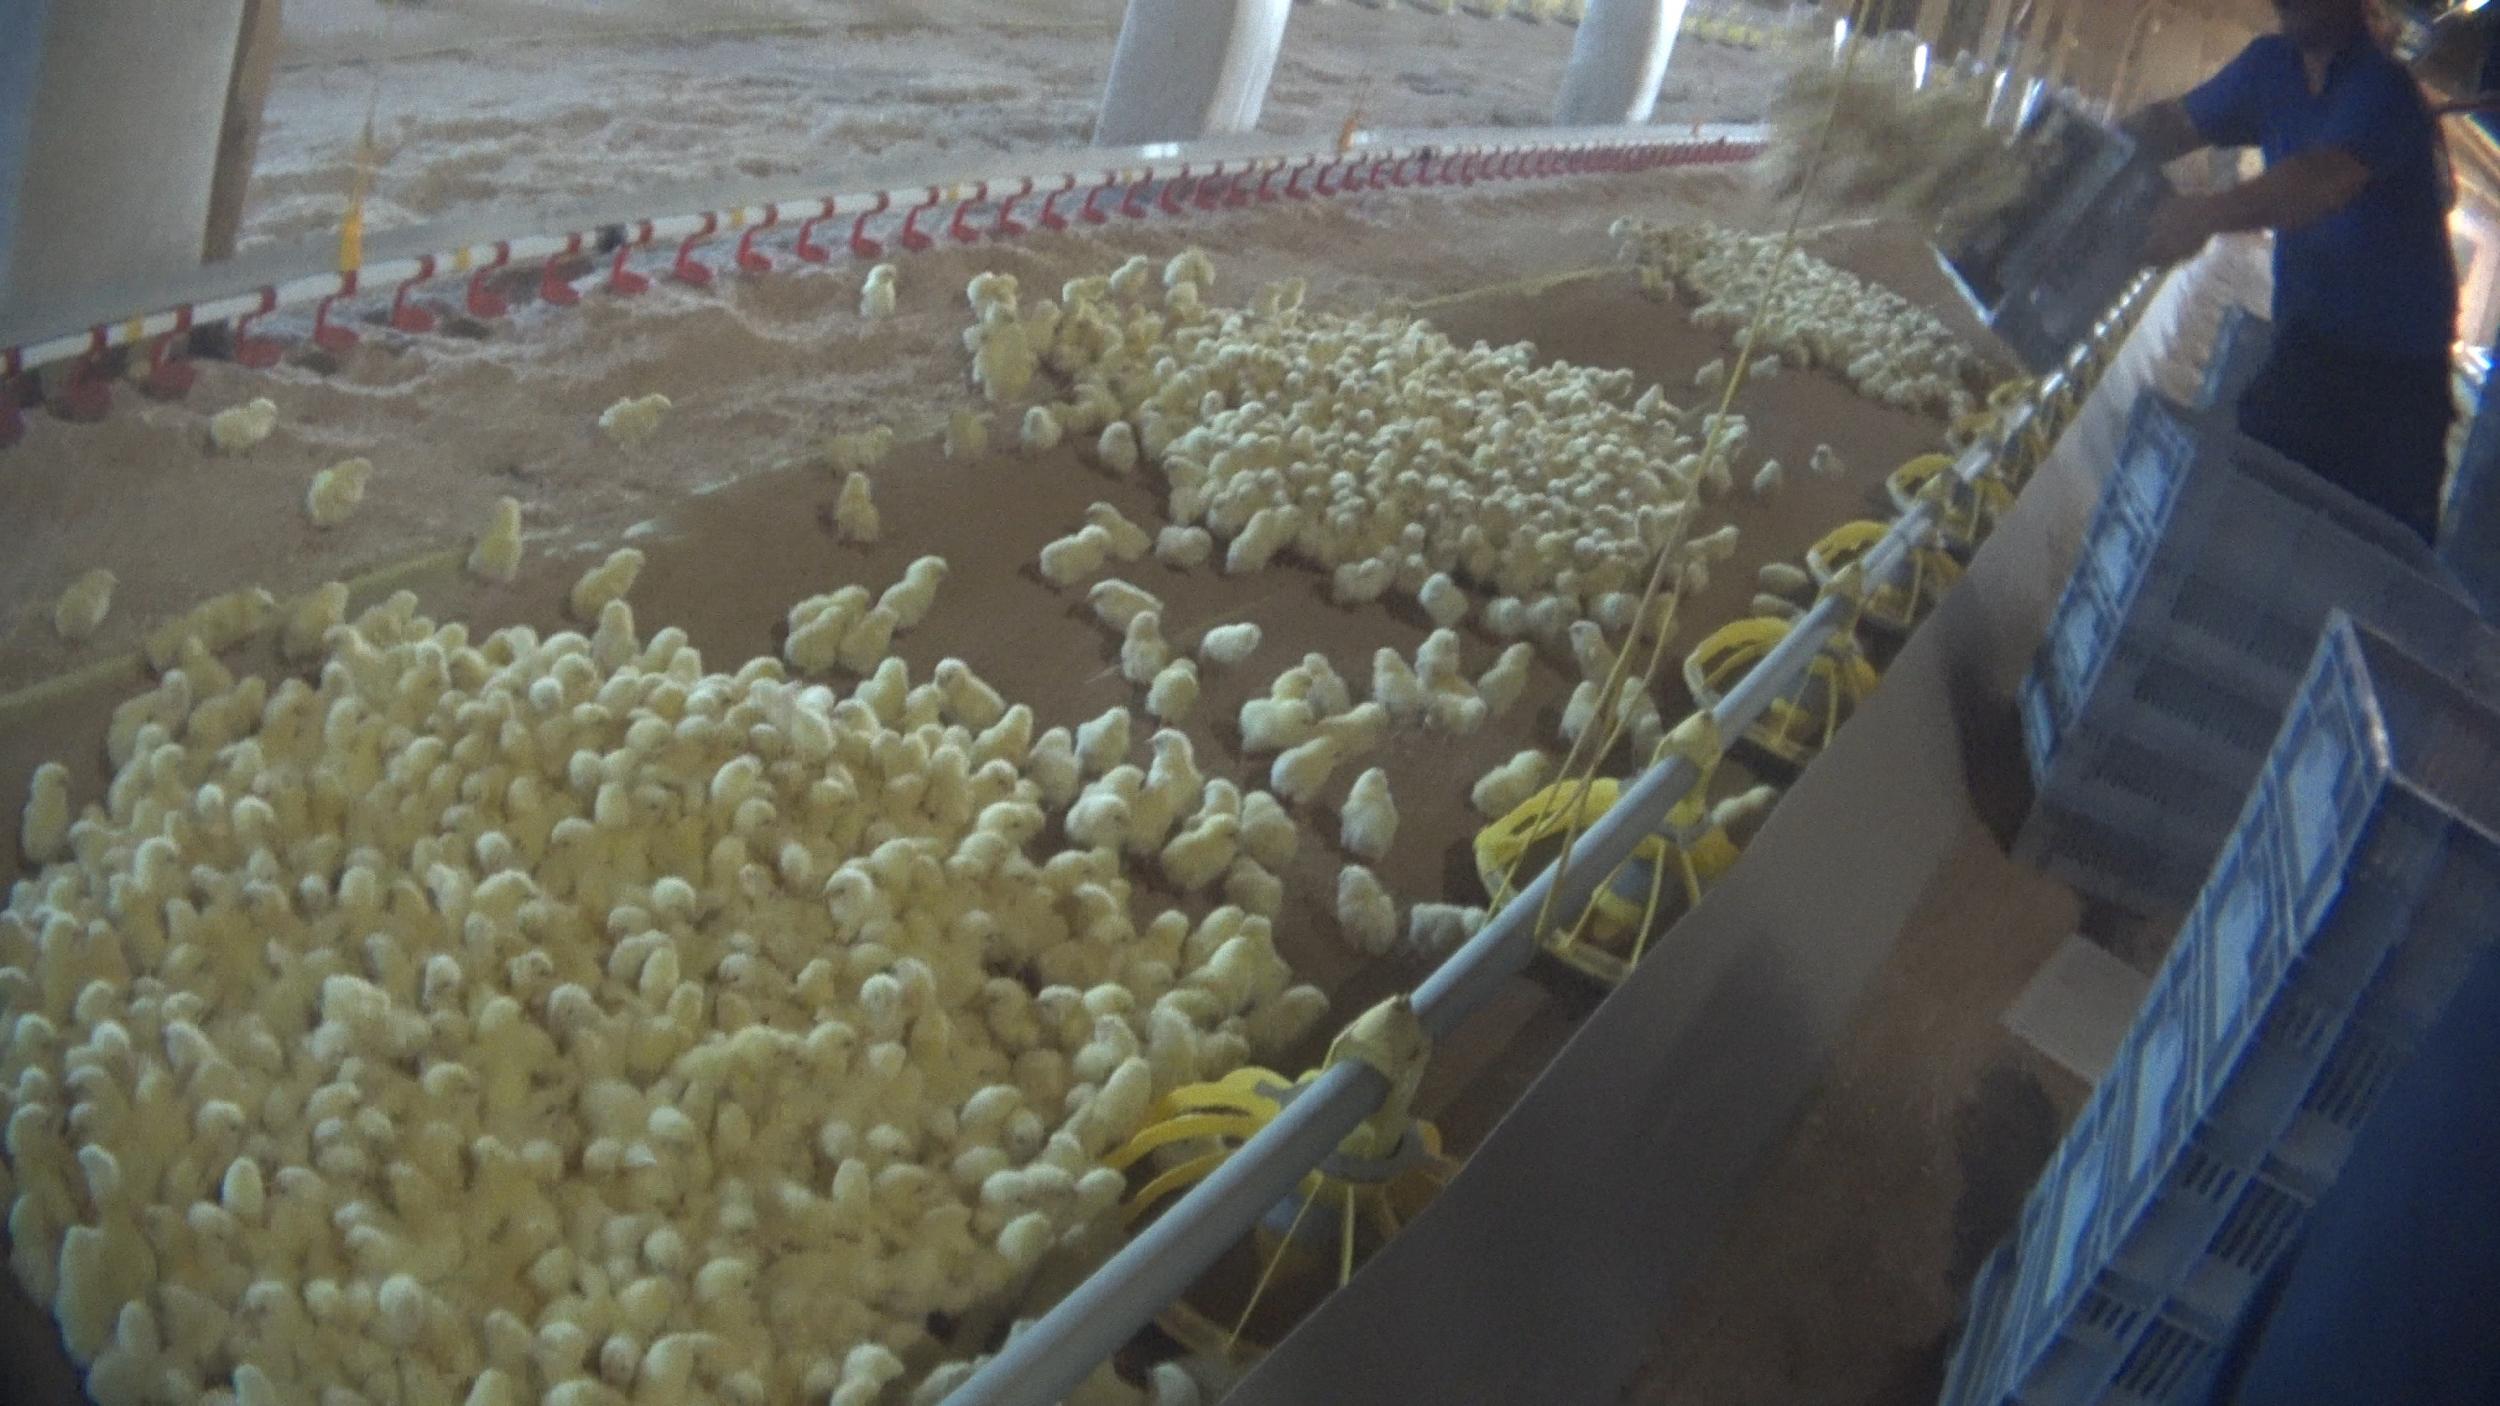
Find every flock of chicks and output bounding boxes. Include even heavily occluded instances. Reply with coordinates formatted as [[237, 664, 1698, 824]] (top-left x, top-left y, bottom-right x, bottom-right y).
[[4, 209, 1960, 1404], [8, 556, 1335, 1405], [1615, 218, 1990, 420]]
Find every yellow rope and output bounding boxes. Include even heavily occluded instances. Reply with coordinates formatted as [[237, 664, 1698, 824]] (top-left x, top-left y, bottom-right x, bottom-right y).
[[1339, 1183, 1358, 1287], [1229, 1177, 1322, 1352]]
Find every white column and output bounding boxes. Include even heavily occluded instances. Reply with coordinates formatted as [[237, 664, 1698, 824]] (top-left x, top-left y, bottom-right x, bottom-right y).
[[0, 0, 249, 318], [1093, 0, 1293, 148], [1554, 0, 1689, 128]]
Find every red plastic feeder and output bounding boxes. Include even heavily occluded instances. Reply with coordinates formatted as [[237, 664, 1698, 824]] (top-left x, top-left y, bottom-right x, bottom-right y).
[[390, 258, 439, 334], [673, 221, 718, 287], [1037, 177, 1078, 232], [311, 278, 361, 354], [993, 179, 1036, 238], [539, 253, 584, 307], [143, 329, 198, 400], [1080, 175, 1118, 225], [897, 189, 942, 252], [608, 228, 654, 295], [851, 192, 892, 258], [1157, 170, 1193, 216], [947, 185, 987, 243], [234, 289, 286, 368], [466, 247, 512, 319], [56, 347, 113, 422], [735, 211, 776, 274], [795, 202, 836, 263]]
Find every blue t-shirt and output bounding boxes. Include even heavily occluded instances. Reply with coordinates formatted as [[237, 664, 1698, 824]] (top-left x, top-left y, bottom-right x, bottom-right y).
[[2181, 34, 2459, 361]]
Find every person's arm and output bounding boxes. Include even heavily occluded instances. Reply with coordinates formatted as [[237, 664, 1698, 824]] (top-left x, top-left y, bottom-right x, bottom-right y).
[[2142, 53, 2429, 265], [2141, 148, 2372, 262], [2123, 100, 2209, 164]]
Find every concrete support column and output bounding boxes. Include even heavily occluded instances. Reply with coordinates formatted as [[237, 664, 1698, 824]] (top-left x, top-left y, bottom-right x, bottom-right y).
[[0, 0, 249, 317], [1913, 0, 1953, 45], [1093, 0, 1292, 148], [1554, 0, 1690, 127], [1973, 0, 2019, 63]]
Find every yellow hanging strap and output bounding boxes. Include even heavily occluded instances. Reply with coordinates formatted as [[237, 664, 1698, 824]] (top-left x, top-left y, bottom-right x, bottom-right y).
[[1224, 996, 1433, 1347], [1622, 712, 1725, 967], [337, 7, 397, 275], [1227, 1184, 1321, 1351], [1324, 996, 1432, 1162], [339, 121, 376, 274]]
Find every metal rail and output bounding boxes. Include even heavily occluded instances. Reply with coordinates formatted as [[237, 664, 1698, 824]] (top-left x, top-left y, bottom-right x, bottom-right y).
[[0, 123, 1766, 381], [944, 276, 2155, 1406]]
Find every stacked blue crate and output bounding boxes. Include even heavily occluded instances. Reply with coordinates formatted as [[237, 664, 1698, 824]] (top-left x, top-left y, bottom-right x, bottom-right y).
[[2016, 391, 2477, 913], [1945, 615, 2500, 1406], [2190, 305, 2272, 414]]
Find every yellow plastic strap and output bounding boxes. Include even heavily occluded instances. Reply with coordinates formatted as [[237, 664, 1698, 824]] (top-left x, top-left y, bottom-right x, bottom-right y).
[[1325, 996, 1432, 1161], [1823, 560, 1869, 604], [1101, 1111, 1268, 1173], [1123, 1150, 1235, 1226], [1663, 710, 1722, 772]]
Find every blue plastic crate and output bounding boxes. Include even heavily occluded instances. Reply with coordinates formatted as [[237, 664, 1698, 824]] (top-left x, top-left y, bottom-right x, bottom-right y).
[[1948, 616, 2500, 1406], [2191, 305, 2273, 413], [1943, 1244, 2020, 1406], [2027, 724, 2254, 855], [2021, 670, 2063, 782], [2012, 792, 2216, 916], [2107, 394, 2458, 587], [2018, 393, 2474, 787]]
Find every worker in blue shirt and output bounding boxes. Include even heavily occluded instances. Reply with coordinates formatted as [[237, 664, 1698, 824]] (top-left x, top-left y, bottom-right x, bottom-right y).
[[2124, 0, 2458, 545]]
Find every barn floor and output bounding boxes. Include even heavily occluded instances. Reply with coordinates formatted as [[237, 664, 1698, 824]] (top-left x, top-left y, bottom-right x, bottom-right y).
[[0, 151, 2089, 1404]]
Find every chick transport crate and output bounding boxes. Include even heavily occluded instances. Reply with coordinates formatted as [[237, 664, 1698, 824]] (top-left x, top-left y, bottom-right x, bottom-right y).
[[1941, 103, 2171, 373], [1946, 616, 2500, 1406], [2013, 390, 2480, 914]]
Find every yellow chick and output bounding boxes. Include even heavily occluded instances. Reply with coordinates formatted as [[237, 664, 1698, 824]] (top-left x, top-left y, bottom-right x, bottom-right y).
[[860, 264, 898, 319], [567, 547, 645, 621], [51, 569, 116, 642], [207, 397, 278, 453], [596, 393, 672, 446], [468, 497, 525, 583], [1146, 659, 1199, 724], [1083, 503, 1154, 562], [1198, 623, 1263, 668], [835, 472, 880, 544], [1471, 750, 1552, 818], [281, 582, 351, 662], [1089, 579, 1163, 634], [19, 762, 70, 864], [1020, 406, 1064, 454], [305, 457, 373, 528], [1335, 864, 1397, 956], [1339, 767, 1398, 862]]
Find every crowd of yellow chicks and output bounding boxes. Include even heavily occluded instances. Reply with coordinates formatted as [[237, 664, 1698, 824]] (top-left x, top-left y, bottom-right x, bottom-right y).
[[1616, 219, 1992, 420], [9, 547, 1333, 1406]]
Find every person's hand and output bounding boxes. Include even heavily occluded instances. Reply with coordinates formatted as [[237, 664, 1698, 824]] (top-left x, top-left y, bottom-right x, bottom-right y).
[[2141, 194, 2218, 266]]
